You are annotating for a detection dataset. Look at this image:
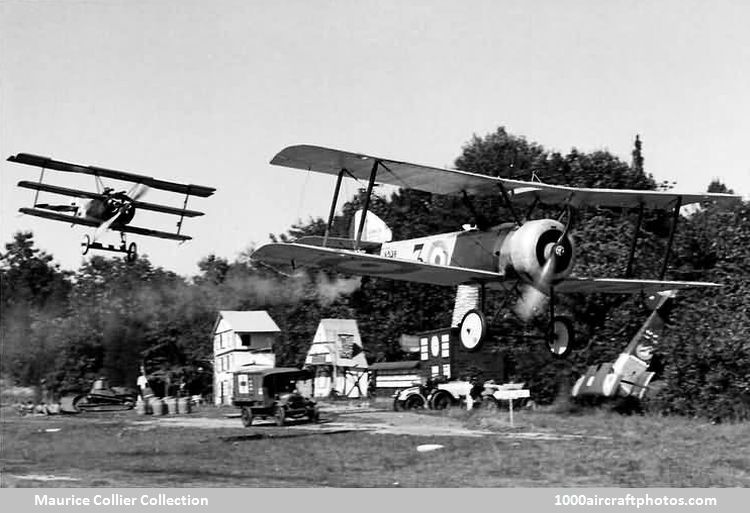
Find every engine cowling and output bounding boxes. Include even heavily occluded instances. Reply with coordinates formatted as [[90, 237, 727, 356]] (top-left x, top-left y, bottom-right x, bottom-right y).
[[497, 219, 575, 288]]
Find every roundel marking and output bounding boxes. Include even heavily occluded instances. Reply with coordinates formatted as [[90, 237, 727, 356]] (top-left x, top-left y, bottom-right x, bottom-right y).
[[430, 335, 440, 357]]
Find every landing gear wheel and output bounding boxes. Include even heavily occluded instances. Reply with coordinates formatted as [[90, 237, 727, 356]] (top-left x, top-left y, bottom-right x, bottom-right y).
[[126, 242, 137, 263], [241, 407, 253, 427], [81, 235, 91, 256], [459, 309, 487, 351], [275, 406, 286, 426], [404, 394, 426, 410], [548, 316, 574, 358]]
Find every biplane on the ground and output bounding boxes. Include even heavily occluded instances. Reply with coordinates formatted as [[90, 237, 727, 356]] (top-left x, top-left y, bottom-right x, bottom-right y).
[[7, 153, 215, 261], [253, 145, 740, 358]]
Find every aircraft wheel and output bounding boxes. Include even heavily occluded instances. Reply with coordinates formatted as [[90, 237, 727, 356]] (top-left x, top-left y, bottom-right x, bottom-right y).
[[459, 309, 487, 351], [241, 407, 253, 427], [81, 235, 91, 255], [548, 316, 574, 358], [126, 242, 138, 263]]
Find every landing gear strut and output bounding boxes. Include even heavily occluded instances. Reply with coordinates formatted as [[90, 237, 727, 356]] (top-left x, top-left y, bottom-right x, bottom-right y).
[[80, 233, 138, 262]]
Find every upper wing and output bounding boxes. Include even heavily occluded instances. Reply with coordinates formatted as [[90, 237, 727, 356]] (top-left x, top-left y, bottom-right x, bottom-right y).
[[271, 145, 739, 208], [271, 145, 512, 196], [556, 277, 721, 294], [19, 208, 191, 241], [252, 242, 505, 286], [9, 153, 216, 197], [507, 184, 739, 210]]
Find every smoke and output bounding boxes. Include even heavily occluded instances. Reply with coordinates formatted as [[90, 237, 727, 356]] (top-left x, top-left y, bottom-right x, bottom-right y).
[[314, 272, 361, 306]]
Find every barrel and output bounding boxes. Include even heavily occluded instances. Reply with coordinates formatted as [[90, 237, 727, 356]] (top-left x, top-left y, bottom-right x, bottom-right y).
[[149, 397, 165, 416], [165, 396, 178, 415], [177, 397, 191, 414], [135, 398, 148, 415]]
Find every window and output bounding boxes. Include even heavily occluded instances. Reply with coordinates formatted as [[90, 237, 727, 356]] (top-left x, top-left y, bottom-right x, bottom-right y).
[[239, 333, 252, 347]]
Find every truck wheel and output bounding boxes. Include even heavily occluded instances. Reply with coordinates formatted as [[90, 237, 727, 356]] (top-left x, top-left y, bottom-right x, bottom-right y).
[[430, 391, 453, 410], [241, 407, 253, 427], [404, 394, 426, 410], [275, 406, 286, 426]]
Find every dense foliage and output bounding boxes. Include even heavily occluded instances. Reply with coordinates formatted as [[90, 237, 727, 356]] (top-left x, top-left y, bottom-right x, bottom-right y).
[[1, 127, 747, 420]]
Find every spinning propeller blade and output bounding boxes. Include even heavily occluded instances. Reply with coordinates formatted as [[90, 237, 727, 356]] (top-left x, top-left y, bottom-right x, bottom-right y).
[[93, 211, 121, 242], [515, 231, 567, 321]]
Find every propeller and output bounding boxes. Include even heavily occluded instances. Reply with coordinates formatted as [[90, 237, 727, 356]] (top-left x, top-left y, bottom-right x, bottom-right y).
[[93, 212, 121, 242], [128, 183, 149, 201], [515, 230, 569, 321]]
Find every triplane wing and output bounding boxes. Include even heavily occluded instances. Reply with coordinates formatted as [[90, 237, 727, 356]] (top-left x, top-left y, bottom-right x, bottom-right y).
[[9, 153, 215, 197], [9, 153, 214, 261], [19, 208, 191, 241]]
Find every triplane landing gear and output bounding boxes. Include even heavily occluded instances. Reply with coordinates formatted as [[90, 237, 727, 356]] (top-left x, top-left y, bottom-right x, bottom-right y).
[[81, 233, 138, 262]]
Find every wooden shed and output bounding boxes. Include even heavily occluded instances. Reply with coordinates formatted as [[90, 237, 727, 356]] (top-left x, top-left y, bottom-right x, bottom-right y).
[[213, 310, 280, 405], [304, 319, 369, 398]]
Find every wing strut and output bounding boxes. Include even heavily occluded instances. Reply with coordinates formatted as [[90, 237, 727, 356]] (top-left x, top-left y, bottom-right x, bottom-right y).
[[33, 167, 46, 206], [176, 186, 191, 237], [497, 183, 521, 226], [354, 159, 380, 250], [323, 167, 346, 247], [624, 202, 645, 278], [659, 197, 682, 280]]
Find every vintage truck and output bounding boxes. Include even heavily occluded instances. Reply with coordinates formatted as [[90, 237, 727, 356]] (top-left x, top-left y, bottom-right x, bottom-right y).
[[232, 367, 319, 427]]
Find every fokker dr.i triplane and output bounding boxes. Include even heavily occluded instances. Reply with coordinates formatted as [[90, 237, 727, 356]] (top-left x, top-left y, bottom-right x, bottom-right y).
[[8, 153, 215, 261]]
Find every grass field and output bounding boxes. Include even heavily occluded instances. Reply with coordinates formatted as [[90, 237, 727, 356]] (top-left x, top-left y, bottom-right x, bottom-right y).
[[1, 404, 748, 487]]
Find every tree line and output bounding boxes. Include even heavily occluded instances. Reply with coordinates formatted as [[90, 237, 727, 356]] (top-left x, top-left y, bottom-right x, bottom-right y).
[[1, 127, 747, 420]]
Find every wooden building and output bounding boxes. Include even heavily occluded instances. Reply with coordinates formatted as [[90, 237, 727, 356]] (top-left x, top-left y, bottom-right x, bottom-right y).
[[212, 310, 280, 405], [304, 319, 369, 398]]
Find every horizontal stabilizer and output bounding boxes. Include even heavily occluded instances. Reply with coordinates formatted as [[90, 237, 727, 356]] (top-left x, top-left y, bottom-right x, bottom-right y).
[[9, 153, 215, 197]]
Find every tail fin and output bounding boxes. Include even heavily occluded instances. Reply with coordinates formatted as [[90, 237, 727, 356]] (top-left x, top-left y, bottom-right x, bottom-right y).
[[351, 210, 392, 243]]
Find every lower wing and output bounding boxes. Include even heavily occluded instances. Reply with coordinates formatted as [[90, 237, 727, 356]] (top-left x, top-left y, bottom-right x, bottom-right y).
[[556, 277, 720, 294], [252, 243, 505, 286], [19, 208, 190, 241]]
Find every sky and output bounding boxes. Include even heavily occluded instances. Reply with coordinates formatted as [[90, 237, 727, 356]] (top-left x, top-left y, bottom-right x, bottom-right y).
[[1, 0, 748, 277]]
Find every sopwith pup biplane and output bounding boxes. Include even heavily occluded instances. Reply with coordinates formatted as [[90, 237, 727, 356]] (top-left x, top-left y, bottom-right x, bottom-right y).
[[252, 145, 738, 357]]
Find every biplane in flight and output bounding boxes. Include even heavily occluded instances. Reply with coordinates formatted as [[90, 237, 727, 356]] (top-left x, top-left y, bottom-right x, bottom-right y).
[[253, 145, 739, 358], [7, 153, 215, 262]]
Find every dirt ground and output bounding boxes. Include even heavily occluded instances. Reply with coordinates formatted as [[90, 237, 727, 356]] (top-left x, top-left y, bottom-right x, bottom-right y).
[[2, 402, 747, 487], [136, 404, 608, 441]]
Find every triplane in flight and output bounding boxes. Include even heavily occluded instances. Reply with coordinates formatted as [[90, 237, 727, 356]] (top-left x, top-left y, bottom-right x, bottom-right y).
[[8, 153, 215, 261], [253, 145, 739, 358]]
